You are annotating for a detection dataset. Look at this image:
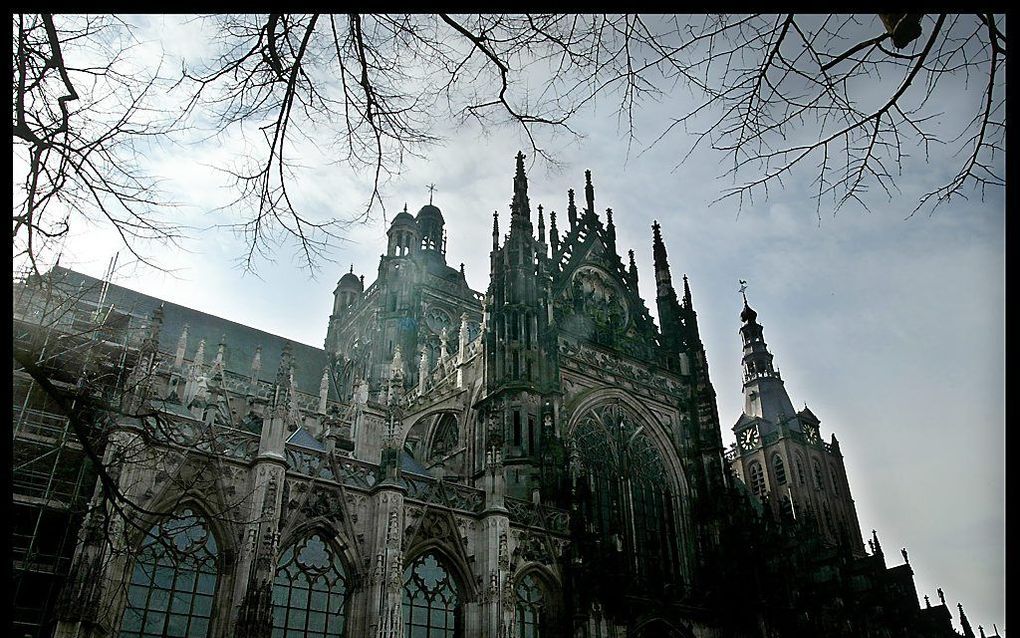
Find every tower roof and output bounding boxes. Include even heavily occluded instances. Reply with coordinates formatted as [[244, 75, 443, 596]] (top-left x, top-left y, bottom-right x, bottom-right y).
[[390, 209, 416, 228], [337, 266, 362, 292], [740, 296, 758, 323], [416, 203, 444, 222]]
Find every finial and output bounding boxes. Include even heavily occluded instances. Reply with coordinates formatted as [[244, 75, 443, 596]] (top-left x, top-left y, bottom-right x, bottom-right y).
[[980, 626, 986, 638], [492, 210, 500, 250], [460, 263, 465, 277], [924, 595, 931, 608], [349, 264, 354, 274], [628, 249, 637, 277], [567, 189, 577, 227], [901, 547, 909, 565], [937, 587, 945, 605], [426, 183, 437, 205], [403, 202, 408, 213], [683, 274, 692, 307]]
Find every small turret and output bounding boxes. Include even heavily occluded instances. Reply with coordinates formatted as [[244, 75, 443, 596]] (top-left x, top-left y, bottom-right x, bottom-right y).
[[386, 204, 418, 257]]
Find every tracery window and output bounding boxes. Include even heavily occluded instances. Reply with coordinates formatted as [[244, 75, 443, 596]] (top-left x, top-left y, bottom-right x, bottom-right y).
[[795, 453, 806, 485], [830, 467, 842, 496], [515, 573, 546, 638], [571, 403, 681, 591], [271, 534, 348, 638], [119, 508, 218, 638], [402, 552, 461, 638], [748, 462, 766, 496], [772, 454, 787, 485]]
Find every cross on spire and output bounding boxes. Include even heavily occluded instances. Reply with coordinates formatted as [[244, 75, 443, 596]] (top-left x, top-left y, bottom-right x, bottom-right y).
[[426, 183, 437, 205]]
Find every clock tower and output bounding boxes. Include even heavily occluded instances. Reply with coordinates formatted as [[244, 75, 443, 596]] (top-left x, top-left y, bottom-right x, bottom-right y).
[[729, 294, 865, 555]]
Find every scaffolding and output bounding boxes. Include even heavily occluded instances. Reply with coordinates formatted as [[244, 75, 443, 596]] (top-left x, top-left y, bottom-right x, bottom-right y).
[[11, 265, 144, 637]]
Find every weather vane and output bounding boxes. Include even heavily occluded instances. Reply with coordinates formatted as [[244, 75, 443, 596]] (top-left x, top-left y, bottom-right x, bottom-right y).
[[426, 183, 437, 205], [739, 279, 748, 297]]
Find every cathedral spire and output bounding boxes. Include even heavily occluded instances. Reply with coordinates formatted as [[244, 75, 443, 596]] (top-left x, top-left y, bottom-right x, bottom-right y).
[[683, 274, 693, 308], [537, 204, 546, 243], [738, 292, 797, 427]]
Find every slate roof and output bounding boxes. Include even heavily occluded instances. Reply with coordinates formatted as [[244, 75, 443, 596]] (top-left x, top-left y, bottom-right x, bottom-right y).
[[42, 266, 338, 399]]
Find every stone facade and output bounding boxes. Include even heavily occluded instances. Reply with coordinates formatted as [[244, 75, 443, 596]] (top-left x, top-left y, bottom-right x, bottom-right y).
[[11, 153, 991, 638]]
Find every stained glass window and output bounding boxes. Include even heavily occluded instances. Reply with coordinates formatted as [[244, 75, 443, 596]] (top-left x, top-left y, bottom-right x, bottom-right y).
[[271, 534, 348, 638], [515, 574, 545, 638], [402, 552, 460, 638], [119, 508, 218, 638], [772, 454, 787, 485]]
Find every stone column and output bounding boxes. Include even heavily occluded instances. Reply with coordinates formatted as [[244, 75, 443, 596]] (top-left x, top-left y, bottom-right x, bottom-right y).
[[475, 448, 512, 637], [231, 396, 289, 637]]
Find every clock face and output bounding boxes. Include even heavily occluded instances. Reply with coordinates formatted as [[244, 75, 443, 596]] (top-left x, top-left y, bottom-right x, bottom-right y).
[[738, 425, 760, 452], [425, 307, 452, 334], [804, 424, 820, 443]]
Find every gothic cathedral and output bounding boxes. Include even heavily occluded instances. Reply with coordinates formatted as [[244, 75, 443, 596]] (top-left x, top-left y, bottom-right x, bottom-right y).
[[13, 153, 981, 638]]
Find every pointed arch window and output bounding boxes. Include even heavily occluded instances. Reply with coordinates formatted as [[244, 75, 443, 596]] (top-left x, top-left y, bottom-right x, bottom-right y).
[[119, 508, 218, 638], [830, 467, 842, 496], [402, 551, 461, 638], [515, 573, 547, 638], [571, 403, 682, 591], [748, 461, 766, 496], [795, 453, 807, 485], [772, 454, 787, 485], [271, 534, 349, 638]]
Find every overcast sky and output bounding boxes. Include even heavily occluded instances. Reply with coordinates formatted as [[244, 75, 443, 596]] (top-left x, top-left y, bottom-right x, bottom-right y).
[[25, 14, 1005, 633]]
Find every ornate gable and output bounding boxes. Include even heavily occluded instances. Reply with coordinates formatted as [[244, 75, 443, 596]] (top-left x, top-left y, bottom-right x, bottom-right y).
[[551, 216, 658, 362]]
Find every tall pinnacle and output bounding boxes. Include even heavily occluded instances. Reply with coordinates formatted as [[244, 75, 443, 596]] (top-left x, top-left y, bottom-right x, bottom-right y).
[[492, 210, 500, 250], [511, 151, 530, 221], [959, 604, 975, 638], [567, 189, 578, 227], [652, 220, 674, 298], [584, 169, 595, 216]]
